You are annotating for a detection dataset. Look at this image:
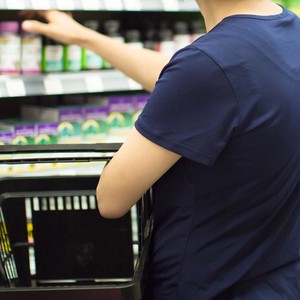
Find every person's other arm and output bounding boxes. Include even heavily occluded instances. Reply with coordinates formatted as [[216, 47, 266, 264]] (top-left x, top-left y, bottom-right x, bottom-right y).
[[22, 11, 170, 92], [96, 127, 181, 219]]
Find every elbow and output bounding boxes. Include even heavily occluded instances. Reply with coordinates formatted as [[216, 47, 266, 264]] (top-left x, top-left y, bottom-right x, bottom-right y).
[[96, 186, 128, 219], [98, 203, 126, 219]]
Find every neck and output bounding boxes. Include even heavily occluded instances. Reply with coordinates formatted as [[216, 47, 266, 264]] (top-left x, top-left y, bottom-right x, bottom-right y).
[[195, 0, 283, 32]]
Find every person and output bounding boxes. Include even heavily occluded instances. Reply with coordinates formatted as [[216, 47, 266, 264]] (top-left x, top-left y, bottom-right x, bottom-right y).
[[22, 0, 300, 299]]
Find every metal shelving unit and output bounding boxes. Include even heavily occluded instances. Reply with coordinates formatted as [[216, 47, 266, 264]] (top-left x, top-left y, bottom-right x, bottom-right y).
[[0, 70, 143, 98], [0, 0, 198, 11]]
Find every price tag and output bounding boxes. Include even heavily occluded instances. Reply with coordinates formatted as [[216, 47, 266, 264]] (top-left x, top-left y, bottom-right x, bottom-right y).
[[84, 75, 104, 93], [124, 0, 142, 11], [44, 77, 63, 95], [80, 0, 101, 10], [6, 79, 26, 97], [104, 0, 123, 10], [127, 78, 142, 90], [0, 0, 5, 9], [162, 0, 179, 11], [30, 0, 51, 10], [5, 0, 25, 9], [55, 0, 75, 10]]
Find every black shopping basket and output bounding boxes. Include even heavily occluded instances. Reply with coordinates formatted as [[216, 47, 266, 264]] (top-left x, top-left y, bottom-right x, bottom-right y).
[[0, 144, 152, 300]]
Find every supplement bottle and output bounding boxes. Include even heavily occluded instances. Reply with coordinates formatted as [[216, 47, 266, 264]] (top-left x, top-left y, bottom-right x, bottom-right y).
[[157, 29, 176, 57], [0, 21, 21, 74], [21, 31, 42, 74], [64, 44, 82, 72], [143, 28, 158, 51], [102, 20, 125, 69], [42, 37, 64, 73], [191, 20, 206, 42], [125, 29, 144, 49], [82, 20, 103, 70], [173, 21, 191, 51]]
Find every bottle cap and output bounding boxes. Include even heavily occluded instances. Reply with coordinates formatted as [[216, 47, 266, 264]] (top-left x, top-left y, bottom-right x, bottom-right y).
[[125, 30, 141, 43], [84, 20, 99, 31], [0, 21, 19, 34], [174, 21, 189, 34], [159, 29, 173, 41]]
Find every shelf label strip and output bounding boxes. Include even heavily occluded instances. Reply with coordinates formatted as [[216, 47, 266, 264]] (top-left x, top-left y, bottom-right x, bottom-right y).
[[104, 0, 123, 10], [162, 0, 179, 11], [44, 77, 64, 95], [127, 78, 142, 90], [5, 0, 25, 9], [80, 0, 102, 10], [6, 79, 26, 97], [30, 0, 51, 9], [84, 75, 104, 93], [55, 0, 75, 10], [124, 0, 142, 11]]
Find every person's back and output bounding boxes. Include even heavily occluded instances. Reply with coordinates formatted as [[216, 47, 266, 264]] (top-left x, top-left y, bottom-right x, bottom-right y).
[[137, 7, 300, 299]]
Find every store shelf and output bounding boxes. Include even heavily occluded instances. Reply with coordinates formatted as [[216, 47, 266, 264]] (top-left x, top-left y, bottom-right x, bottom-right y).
[[0, 70, 143, 98], [0, 143, 121, 164], [0, 0, 198, 11]]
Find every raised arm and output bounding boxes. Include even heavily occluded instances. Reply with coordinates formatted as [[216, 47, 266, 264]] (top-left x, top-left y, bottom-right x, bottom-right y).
[[22, 10, 170, 92]]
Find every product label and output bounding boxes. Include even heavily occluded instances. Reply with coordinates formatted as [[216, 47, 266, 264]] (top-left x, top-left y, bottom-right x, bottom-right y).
[[43, 45, 63, 72], [0, 131, 13, 144], [37, 122, 58, 135], [59, 107, 82, 122], [14, 124, 35, 136], [82, 49, 103, 70], [21, 36, 42, 73], [0, 34, 21, 74], [65, 45, 82, 71]]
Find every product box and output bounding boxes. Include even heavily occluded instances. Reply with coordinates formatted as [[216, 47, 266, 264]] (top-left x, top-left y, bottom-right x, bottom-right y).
[[0, 126, 14, 145], [21, 104, 83, 144], [21, 104, 41, 120], [62, 94, 86, 105], [0, 120, 35, 145], [106, 95, 135, 142], [41, 106, 83, 144], [82, 104, 108, 143], [86, 95, 108, 105], [35, 122, 59, 145], [132, 94, 148, 123]]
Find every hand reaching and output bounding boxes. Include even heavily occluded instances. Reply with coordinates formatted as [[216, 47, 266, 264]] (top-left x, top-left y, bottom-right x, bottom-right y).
[[21, 10, 87, 45]]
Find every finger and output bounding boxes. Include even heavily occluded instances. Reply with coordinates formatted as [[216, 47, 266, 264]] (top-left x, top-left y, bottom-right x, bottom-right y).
[[22, 20, 49, 36]]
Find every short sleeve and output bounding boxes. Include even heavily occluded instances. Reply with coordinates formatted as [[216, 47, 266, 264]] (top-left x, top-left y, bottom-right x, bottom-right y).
[[135, 45, 239, 166]]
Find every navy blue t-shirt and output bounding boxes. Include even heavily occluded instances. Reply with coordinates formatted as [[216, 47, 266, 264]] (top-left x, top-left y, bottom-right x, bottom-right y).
[[135, 7, 300, 300]]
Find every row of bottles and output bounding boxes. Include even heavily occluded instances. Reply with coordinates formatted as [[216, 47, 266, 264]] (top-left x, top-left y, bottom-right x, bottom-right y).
[[0, 18, 205, 75]]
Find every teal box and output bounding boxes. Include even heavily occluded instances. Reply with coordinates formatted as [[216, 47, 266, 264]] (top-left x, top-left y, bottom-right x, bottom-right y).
[[107, 95, 135, 142], [82, 105, 108, 143], [0, 120, 36, 145], [34, 105, 83, 144], [0, 127, 14, 145], [35, 122, 59, 145]]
